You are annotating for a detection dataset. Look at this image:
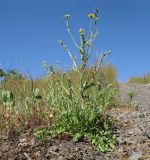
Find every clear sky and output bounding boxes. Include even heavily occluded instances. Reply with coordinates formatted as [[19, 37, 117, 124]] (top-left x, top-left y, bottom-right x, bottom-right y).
[[0, 0, 150, 82]]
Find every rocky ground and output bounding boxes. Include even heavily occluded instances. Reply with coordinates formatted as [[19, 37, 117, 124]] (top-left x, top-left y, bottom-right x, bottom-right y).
[[0, 83, 150, 160], [107, 83, 150, 160]]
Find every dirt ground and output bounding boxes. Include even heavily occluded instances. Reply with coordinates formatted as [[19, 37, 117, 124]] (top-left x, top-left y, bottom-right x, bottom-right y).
[[0, 83, 150, 160]]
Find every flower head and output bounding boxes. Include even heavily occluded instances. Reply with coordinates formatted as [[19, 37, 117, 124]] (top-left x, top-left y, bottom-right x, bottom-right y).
[[58, 40, 64, 45], [88, 13, 95, 19]]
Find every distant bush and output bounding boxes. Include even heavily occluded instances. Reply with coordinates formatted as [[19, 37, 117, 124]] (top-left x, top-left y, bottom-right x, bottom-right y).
[[128, 73, 150, 84]]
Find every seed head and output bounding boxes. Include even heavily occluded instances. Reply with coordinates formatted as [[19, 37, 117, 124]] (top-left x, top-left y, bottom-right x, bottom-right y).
[[64, 14, 71, 20], [79, 29, 85, 34]]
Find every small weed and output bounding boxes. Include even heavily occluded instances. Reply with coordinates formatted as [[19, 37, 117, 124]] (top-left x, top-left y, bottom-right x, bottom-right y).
[[34, 127, 51, 142], [127, 91, 135, 101]]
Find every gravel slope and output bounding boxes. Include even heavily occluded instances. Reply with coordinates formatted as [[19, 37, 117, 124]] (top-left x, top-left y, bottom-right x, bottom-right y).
[[111, 83, 150, 160]]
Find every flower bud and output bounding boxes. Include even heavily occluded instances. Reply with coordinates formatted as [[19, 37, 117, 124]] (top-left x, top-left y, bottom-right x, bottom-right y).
[[88, 13, 95, 19]]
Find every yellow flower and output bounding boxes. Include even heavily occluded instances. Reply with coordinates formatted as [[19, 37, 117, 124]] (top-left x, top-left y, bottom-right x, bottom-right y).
[[88, 13, 95, 19]]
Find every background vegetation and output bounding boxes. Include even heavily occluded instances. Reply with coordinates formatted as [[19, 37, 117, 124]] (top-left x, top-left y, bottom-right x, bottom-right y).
[[128, 73, 150, 84]]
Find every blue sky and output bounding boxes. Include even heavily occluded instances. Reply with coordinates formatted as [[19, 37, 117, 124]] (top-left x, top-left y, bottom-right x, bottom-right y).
[[0, 0, 150, 82]]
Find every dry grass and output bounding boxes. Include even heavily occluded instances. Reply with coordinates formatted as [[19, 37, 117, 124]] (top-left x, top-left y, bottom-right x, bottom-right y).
[[128, 73, 150, 84], [0, 64, 118, 133]]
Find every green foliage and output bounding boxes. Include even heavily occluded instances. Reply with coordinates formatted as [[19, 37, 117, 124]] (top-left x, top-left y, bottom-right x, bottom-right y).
[[25, 88, 42, 105], [0, 90, 14, 107], [34, 127, 51, 142], [48, 82, 117, 152], [89, 119, 117, 152], [0, 69, 6, 77], [127, 91, 135, 101]]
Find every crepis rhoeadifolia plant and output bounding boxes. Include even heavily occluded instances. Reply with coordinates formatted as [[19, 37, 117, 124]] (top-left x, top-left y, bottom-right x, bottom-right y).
[[35, 8, 117, 152]]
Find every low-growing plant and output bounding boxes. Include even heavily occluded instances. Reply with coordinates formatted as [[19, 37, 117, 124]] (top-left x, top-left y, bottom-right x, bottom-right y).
[[34, 126, 51, 142], [35, 8, 118, 152], [25, 88, 42, 107], [0, 90, 14, 107], [127, 91, 135, 101]]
